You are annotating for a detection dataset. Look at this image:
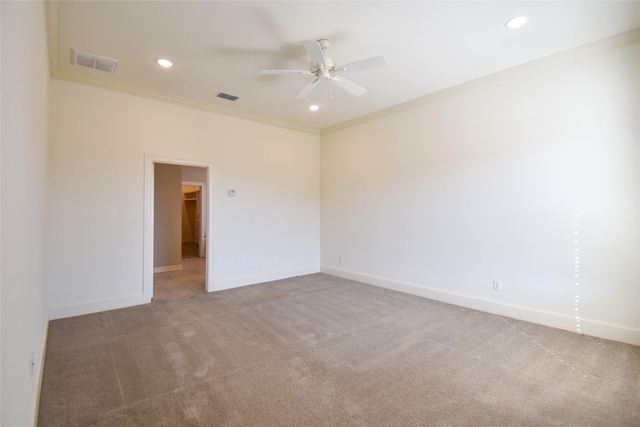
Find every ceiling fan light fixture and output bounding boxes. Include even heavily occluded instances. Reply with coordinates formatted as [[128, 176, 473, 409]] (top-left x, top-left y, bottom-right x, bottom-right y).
[[505, 15, 530, 29], [156, 58, 173, 68], [260, 39, 387, 99]]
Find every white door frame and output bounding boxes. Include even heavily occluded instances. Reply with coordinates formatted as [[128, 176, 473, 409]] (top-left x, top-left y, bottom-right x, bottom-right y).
[[143, 154, 214, 302]]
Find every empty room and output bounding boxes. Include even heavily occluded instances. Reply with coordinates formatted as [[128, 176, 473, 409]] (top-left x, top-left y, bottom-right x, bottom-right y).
[[2, 1, 639, 426]]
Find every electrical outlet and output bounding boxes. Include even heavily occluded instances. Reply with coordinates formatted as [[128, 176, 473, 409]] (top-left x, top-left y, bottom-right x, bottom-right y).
[[493, 280, 502, 292], [248, 261, 254, 270], [338, 255, 344, 263]]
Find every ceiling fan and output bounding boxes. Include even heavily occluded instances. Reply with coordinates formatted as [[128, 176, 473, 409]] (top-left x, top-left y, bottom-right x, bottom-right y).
[[259, 39, 388, 98]]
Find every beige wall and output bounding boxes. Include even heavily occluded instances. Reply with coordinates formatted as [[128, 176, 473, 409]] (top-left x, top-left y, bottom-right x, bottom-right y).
[[320, 38, 640, 345], [154, 164, 182, 268], [47, 79, 320, 318], [182, 166, 206, 183], [1, 1, 50, 425]]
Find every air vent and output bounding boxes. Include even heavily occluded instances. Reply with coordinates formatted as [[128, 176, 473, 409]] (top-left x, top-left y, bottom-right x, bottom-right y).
[[216, 92, 239, 101], [72, 49, 118, 74]]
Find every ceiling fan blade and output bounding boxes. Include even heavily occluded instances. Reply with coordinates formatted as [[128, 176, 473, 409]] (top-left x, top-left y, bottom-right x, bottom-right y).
[[259, 69, 314, 76], [296, 78, 320, 98], [303, 40, 326, 69], [330, 75, 367, 96], [335, 56, 388, 72]]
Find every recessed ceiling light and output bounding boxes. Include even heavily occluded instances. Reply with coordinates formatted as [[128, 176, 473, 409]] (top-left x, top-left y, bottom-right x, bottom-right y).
[[505, 15, 530, 29], [156, 58, 173, 68], [309, 105, 320, 111]]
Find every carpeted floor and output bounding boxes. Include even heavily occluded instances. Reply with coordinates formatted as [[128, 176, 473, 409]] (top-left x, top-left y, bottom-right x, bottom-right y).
[[38, 273, 640, 426]]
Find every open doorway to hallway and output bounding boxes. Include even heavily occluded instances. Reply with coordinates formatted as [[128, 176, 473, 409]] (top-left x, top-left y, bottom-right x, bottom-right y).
[[151, 163, 209, 300]]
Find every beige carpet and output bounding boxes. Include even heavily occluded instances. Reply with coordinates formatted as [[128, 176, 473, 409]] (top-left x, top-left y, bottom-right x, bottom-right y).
[[153, 257, 205, 300], [38, 273, 640, 426]]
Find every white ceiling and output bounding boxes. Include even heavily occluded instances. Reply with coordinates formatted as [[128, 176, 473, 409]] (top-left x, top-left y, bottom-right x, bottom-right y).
[[49, 1, 640, 133]]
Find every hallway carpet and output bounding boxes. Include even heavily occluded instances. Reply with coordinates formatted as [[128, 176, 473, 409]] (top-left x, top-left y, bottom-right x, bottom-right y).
[[153, 257, 205, 300], [38, 274, 640, 426]]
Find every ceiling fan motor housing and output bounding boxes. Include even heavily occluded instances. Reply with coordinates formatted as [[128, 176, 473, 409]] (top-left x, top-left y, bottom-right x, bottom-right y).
[[317, 39, 331, 50], [259, 38, 387, 98], [311, 56, 335, 74]]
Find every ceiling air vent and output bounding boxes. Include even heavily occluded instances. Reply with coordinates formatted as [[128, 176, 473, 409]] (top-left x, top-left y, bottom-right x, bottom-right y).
[[72, 49, 118, 74], [216, 92, 239, 101]]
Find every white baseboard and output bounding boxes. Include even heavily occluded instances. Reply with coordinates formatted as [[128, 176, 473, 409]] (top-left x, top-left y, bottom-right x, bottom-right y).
[[49, 266, 321, 318], [32, 308, 50, 426], [214, 266, 320, 291], [49, 294, 146, 320], [321, 265, 640, 346], [153, 264, 182, 273]]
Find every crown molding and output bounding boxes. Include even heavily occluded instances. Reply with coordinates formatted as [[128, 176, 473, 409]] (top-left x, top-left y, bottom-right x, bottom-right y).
[[44, 1, 319, 136], [320, 29, 640, 136], [50, 71, 320, 135], [44, 1, 637, 138], [45, 0, 60, 75]]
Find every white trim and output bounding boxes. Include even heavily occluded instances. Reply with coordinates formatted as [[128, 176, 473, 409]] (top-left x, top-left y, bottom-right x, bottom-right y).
[[51, 72, 319, 135], [32, 310, 49, 427], [153, 264, 182, 273], [44, 1, 637, 137], [321, 29, 640, 136], [320, 265, 640, 346], [143, 155, 154, 302], [48, 266, 319, 318], [144, 155, 215, 301], [214, 266, 320, 291], [0, 2, 3, 421], [43, 2, 317, 136], [49, 294, 146, 320]]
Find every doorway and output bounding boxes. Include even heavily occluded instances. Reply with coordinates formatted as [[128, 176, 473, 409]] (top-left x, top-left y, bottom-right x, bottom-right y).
[[143, 155, 214, 303], [181, 181, 206, 259]]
